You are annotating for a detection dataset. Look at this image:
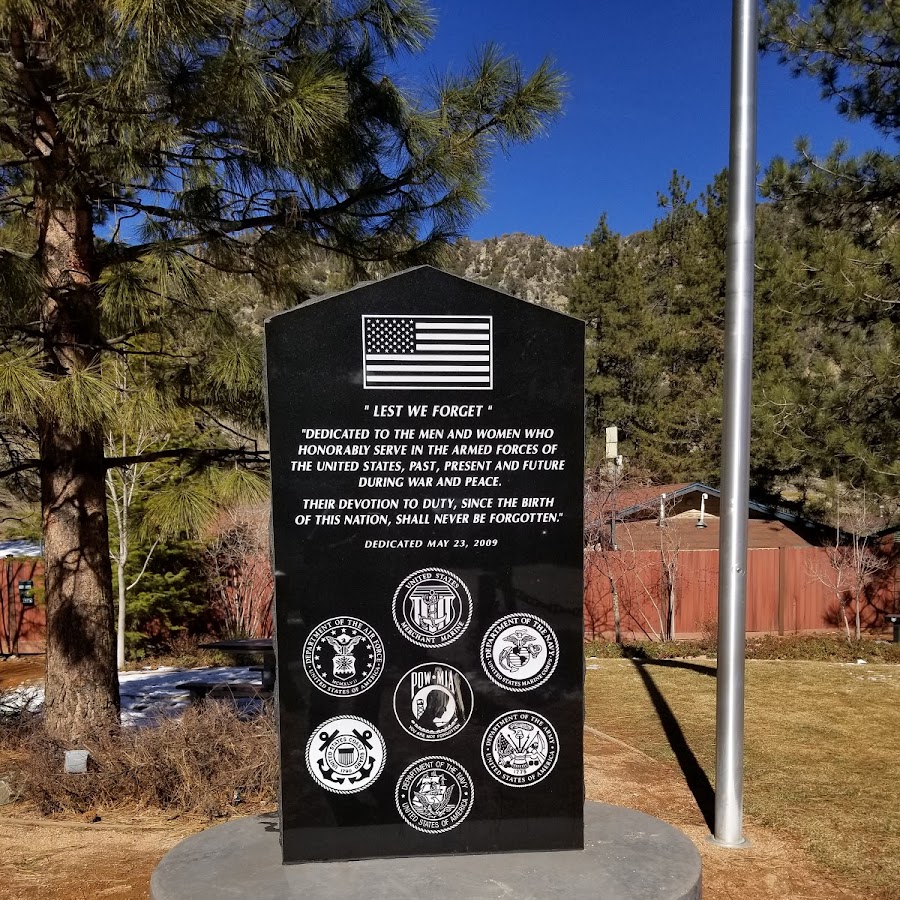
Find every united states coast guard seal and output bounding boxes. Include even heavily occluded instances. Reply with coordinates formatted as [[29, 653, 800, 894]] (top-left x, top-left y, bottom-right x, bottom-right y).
[[480, 613, 559, 691], [392, 568, 472, 648], [482, 710, 559, 786], [395, 756, 474, 833], [306, 715, 386, 794], [303, 617, 384, 697]]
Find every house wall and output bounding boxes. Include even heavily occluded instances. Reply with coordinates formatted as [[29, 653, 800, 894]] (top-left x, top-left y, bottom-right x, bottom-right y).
[[0, 559, 46, 654], [584, 546, 900, 640], [0, 546, 275, 655]]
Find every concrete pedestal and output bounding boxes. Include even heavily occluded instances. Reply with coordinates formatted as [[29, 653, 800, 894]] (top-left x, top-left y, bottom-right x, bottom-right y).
[[150, 802, 702, 900]]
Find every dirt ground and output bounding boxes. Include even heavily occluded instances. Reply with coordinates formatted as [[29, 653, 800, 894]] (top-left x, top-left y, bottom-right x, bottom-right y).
[[0, 656, 872, 900], [0, 656, 44, 692], [583, 728, 868, 900]]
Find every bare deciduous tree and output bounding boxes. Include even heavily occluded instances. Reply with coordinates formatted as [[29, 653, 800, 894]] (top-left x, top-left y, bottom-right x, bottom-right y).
[[105, 361, 171, 669], [617, 492, 681, 642], [203, 506, 273, 639], [583, 466, 664, 642], [584, 468, 624, 642], [659, 512, 680, 641], [810, 508, 890, 643]]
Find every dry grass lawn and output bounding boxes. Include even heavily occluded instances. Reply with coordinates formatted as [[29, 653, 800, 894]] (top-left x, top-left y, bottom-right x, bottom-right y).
[[2, 655, 898, 899], [586, 658, 900, 900]]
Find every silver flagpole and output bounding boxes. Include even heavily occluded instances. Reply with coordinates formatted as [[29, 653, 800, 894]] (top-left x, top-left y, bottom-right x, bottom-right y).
[[713, 0, 758, 848]]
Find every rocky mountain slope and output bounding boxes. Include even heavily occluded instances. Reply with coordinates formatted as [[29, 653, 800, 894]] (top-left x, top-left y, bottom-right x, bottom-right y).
[[443, 233, 579, 311]]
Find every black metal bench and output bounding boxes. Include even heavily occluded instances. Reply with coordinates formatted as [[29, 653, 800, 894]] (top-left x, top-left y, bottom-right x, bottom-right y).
[[200, 639, 276, 690], [176, 681, 273, 704]]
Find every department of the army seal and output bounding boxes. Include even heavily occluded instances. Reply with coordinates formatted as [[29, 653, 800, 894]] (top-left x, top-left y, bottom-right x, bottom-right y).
[[481, 710, 559, 786], [393, 663, 474, 742], [303, 617, 385, 697], [305, 715, 386, 794], [392, 568, 472, 648], [395, 756, 474, 833], [479, 613, 559, 691]]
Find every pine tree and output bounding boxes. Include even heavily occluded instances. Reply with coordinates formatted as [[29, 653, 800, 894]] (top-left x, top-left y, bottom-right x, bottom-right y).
[[760, 0, 900, 498], [637, 172, 726, 481], [761, 0, 900, 133], [568, 216, 659, 465], [755, 163, 900, 493], [0, 2, 564, 740], [748, 202, 813, 494], [569, 215, 640, 454], [570, 173, 729, 481], [120, 531, 208, 660]]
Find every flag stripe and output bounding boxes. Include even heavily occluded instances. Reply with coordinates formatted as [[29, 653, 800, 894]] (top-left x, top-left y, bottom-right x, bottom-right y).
[[415, 333, 489, 341], [415, 343, 489, 352], [415, 322, 489, 331], [363, 314, 492, 390], [367, 365, 490, 372], [366, 354, 490, 362], [366, 374, 490, 383]]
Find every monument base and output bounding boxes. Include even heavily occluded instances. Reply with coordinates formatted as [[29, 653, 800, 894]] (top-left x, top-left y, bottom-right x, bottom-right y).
[[150, 802, 701, 900]]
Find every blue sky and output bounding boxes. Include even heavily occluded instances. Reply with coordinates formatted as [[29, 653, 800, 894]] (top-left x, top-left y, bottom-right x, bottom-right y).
[[408, 0, 889, 246]]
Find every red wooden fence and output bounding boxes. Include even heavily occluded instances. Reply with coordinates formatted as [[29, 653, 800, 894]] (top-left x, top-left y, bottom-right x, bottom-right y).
[[6, 547, 898, 652], [584, 546, 900, 640]]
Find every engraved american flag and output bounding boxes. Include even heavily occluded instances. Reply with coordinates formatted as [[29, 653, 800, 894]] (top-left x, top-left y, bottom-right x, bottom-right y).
[[362, 315, 493, 390]]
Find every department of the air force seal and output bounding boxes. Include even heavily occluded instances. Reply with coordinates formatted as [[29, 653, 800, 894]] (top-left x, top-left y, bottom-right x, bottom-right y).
[[393, 663, 474, 742], [395, 756, 474, 833], [305, 715, 386, 794], [480, 613, 559, 691], [303, 617, 384, 697], [392, 568, 472, 648], [481, 710, 559, 786]]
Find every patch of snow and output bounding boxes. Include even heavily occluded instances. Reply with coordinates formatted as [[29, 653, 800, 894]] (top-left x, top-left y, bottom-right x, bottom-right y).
[[119, 665, 259, 725], [0, 684, 42, 716], [1, 665, 261, 727]]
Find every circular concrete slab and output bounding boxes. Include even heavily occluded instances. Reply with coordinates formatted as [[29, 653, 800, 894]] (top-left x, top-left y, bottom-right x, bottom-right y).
[[151, 802, 701, 900]]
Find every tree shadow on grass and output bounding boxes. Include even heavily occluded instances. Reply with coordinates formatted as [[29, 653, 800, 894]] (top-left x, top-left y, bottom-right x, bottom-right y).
[[629, 658, 715, 832]]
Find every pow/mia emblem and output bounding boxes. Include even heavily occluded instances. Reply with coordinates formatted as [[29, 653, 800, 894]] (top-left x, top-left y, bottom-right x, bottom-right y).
[[303, 617, 384, 697], [393, 663, 474, 742], [395, 756, 474, 833], [480, 613, 559, 691], [306, 715, 386, 794], [392, 568, 472, 648], [482, 710, 559, 787]]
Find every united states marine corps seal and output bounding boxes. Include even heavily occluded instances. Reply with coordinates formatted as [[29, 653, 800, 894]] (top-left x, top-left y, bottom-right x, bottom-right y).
[[481, 710, 559, 786], [480, 613, 559, 691], [395, 756, 473, 833], [392, 568, 472, 648], [303, 617, 384, 697], [393, 663, 474, 741], [306, 715, 386, 794]]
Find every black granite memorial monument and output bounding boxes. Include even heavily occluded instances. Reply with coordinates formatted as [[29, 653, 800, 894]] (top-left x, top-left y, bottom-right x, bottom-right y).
[[264, 266, 584, 863]]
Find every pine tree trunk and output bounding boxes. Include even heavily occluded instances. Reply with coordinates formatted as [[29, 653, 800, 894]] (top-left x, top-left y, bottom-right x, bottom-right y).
[[38, 200, 119, 742]]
